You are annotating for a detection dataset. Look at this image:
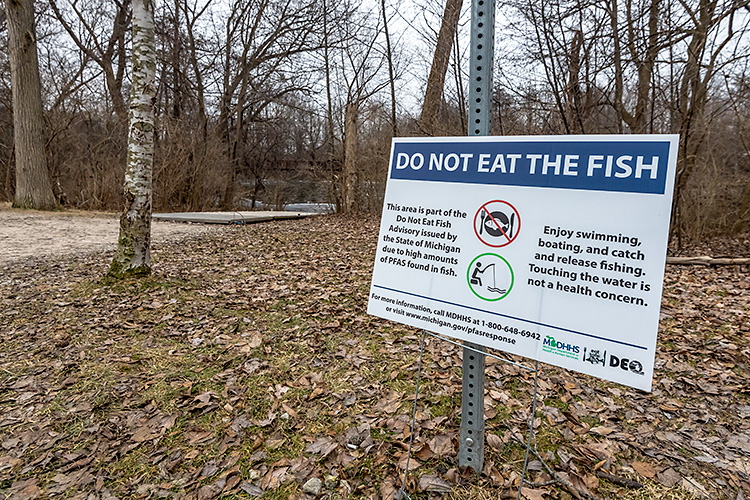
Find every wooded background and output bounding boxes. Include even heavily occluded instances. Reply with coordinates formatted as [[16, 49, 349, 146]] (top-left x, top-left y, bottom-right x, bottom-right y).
[[1, 0, 749, 242]]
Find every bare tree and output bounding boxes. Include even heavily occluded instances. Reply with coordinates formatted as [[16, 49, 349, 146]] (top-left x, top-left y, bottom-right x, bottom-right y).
[[5, 0, 55, 209], [340, 13, 391, 212], [609, 0, 663, 134], [419, 0, 462, 134], [669, 0, 750, 240], [109, 0, 156, 277], [179, 0, 212, 142], [49, 0, 132, 125], [380, 0, 397, 136], [216, 0, 325, 208]]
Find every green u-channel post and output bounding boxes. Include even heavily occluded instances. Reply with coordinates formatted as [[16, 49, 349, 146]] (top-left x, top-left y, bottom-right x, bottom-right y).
[[458, 0, 495, 473]]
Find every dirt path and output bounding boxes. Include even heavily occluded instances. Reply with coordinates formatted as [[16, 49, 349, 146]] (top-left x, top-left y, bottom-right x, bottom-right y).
[[0, 205, 219, 266]]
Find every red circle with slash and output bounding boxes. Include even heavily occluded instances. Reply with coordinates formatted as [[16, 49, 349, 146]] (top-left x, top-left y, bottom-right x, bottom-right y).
[[473, 200, 521, 247]]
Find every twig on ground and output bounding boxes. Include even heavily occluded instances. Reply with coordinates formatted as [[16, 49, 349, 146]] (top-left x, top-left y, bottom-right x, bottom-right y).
[[667, 256, 750, 266], [596, 471, 644, 489]]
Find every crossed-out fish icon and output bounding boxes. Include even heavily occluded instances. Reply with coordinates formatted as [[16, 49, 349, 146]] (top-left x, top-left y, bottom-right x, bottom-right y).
[[479, 210, 515, 239]]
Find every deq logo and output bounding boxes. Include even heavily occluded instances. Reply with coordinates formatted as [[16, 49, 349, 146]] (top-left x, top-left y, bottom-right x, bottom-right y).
[[610, 355, 644, 375], [582, 348, 644, 375], [542, 335, 580, 360]]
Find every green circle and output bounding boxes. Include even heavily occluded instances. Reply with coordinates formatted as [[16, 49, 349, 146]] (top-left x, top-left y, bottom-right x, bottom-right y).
[[466, 253, 514, 301]]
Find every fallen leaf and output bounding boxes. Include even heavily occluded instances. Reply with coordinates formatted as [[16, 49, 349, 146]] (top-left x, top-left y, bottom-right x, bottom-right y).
[[521, 487, 548, 500], [486, 433, 504, 451], [657, 468, 682, 488], [240, 481, 264, 497], [305, 437, 337, 457], [380, 478, 398, 500], [427, 434, 454, 456], [419, 474, 452, 493], [132, 426, 159, 443], [397, 453, 420, 470], [260, 467, 288, 490], [632, 461, 659, 479], [590, 426, 615, 436], [187, 431, 214, 445]]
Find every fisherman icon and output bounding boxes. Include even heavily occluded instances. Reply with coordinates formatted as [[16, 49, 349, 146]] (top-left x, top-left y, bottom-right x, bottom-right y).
[[474, 200, 521, 247], [467, 253, 514, 301]]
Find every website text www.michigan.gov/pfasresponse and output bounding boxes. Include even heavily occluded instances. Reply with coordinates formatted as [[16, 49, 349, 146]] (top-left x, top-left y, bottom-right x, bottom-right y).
[[370, 292, 543, 346]]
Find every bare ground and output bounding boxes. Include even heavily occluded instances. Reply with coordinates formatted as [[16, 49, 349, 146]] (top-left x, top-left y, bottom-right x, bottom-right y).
[[0, 212, 748, 500], [0, 203, 219, 266]]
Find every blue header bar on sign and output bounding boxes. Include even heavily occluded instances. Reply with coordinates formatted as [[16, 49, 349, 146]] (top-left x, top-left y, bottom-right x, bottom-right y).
[[390, 139, 673, 194]]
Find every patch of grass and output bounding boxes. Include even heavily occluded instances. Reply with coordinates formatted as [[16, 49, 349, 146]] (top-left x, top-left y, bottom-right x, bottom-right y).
[[487, 403, 512, 424], [428, 393, 461, 418], [138, 378, 181, 410], [501, 376, 524, 399], [545, 398, 569, 412], [580, 415, 600, 427], [254, 482, 299, 500], [106, 447, 162, 488]]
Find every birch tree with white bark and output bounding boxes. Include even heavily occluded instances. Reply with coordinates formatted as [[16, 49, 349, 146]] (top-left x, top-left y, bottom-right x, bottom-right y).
[[109, 0, 156, 277]]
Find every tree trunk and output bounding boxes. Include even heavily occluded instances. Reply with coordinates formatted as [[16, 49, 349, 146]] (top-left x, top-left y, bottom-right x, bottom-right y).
[[170, 0, 184, 119], [610, 0, 659, 134], [6, 0, 56, 210], [566, 29, 585, 134], [674, 0, 714, 198], [323, 0, 340, 211], [419, 0, 462, 135], [182, 0, 208, 142], [343, 99, 359, 212], [109, 0, 156, 278], [381, 0, 397, 137]]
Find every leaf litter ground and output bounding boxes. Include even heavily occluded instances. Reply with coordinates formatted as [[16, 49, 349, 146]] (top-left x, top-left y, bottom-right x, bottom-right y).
[[0, 215, 748, 500]]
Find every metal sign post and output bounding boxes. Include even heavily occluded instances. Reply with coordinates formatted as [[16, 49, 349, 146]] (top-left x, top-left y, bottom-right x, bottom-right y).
[[458, 342, 486, 470], [459, 0, 495, 472]]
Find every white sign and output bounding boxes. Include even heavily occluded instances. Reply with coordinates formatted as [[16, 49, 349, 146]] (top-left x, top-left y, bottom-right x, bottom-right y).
[[367, 135, 678, 391]]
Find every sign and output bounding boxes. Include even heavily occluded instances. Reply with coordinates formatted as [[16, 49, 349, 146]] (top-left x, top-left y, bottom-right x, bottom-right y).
[[367, 135, 678, 391]]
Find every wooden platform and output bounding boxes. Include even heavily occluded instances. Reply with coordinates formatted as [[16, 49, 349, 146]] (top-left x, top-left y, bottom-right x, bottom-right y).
[[152, 211, 315, 225]]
